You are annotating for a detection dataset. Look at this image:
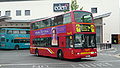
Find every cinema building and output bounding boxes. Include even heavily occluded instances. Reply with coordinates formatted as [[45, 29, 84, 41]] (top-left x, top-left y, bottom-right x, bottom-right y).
[[0, 0, 119, 44]]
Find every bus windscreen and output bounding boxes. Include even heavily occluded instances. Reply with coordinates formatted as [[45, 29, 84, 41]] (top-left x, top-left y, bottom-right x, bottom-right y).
[[74, 11, 93, 23], [74, 34, 96, 48]]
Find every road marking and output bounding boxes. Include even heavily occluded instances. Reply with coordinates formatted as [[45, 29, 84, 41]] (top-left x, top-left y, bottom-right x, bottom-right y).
[[95, 63, 104, 67], [0, 62, 114, 66], [70, 62, 112, 68], [114, 54, 120, 58], [71, 64, 76, 68], [84, 64, 91, 67], [0, 62, 113, 68], [39, 65, 41, 68], [46, 65, 49, 67], [33, 65, 38, 68], [40, 65, 43, 68], [33, 65, 43, 68], [0, 63, 63, 66], [104, 63, 113, 66], [89, 63, 97, 67], [78, 64, 85, 67]]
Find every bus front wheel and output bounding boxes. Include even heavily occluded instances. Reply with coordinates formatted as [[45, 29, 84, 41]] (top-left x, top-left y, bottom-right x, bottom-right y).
[[57, 50, 64, 59], [15, 45, 19, 50], [35, 49, 40, 57]]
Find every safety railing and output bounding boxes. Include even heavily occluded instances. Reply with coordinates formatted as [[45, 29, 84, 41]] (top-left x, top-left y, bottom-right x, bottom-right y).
[[97, 43, 112, 50]]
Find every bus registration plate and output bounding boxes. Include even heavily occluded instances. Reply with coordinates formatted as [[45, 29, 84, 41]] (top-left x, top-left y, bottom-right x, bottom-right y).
[[86, 55, 90, 58]]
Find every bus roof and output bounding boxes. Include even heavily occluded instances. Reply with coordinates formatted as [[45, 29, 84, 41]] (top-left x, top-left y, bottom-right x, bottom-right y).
[[31, 10, 92, 24], [0, 28, 30, 30]]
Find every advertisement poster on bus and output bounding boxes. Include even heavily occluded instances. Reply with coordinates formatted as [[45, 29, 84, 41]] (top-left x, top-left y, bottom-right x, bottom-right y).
[[51, 27, 58, 46], [34, 25, 66, 46], [34, 25, 66, 35]]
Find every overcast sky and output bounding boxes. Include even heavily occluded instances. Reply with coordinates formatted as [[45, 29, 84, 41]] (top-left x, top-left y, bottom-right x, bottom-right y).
[[0, 0, 34, 2], [119, 0, 120, 7]]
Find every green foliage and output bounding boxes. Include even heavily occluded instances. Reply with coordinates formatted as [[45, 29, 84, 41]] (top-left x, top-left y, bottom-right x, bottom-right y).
[[71, 0, 79, 10], [80, 7, 83, 10], [64, 10, 70, 13]]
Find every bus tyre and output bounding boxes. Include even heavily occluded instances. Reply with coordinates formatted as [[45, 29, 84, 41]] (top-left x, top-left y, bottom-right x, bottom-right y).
[[35, 49, 39, 57], [15, 45, 19, 50], [57, 50, 64, 59]]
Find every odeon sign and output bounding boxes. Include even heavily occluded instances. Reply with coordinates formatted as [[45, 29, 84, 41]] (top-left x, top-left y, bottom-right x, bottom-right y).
[[53, 3, 69, 12]]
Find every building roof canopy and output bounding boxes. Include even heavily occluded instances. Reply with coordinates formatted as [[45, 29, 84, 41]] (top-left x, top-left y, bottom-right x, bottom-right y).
[[94, 12, 111, 20], [2, 12, 111, 23]]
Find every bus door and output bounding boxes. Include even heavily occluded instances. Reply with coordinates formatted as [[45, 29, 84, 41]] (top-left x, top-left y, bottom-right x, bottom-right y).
[[0, 37, 6, 47], [59, 37, 66, 47]]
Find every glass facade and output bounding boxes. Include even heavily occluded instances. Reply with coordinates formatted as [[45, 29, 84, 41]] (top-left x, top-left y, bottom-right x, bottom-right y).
[[5, 11, 11, 16], [96, 26, 100, 43], [25, 10, 30, 16], [16, 10, 21, 16], [91, 8, 97, 13]]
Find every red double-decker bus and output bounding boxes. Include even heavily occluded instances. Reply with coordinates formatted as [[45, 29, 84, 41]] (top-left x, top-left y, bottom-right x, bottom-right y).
[[30, 10, 97, 59]]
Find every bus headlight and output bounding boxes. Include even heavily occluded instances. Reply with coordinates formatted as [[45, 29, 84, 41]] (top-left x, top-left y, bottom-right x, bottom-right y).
[[91, 52, 95, 54], [70, 45, 73, 48], [77, 53, 80, 55], [91, 52, 97, 54]]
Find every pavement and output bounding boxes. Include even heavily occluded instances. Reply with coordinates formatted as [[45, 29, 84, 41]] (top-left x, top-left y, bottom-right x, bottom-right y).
[[1, 46, 120, 68], [97, 47, 115, 52], [97, 44, 120, 58], [114, 54, 120, 58]]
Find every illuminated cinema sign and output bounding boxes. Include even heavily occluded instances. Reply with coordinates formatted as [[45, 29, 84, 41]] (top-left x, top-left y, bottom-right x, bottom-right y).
[[53, 3, 69, 12]]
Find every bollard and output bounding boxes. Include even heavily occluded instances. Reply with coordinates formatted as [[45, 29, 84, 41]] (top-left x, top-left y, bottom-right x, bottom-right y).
[[106, 43, 107, 49], [100, 43, 102, 50]]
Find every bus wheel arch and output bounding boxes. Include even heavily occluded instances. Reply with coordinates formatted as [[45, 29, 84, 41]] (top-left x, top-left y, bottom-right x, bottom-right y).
[[57, 49, 64, 59], [14, 45, 19, 50]]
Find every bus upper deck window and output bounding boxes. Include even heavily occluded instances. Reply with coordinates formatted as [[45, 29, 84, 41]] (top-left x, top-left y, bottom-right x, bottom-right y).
[[63, 13, 71, 24], [74, 11, 93, 23], [1, 38, 5, 42], [0, 29, 5, 33], [7, 30, 12, 34]]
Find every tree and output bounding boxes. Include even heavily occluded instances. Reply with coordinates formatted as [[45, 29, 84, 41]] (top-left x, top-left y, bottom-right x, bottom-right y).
[[64, 0, 83, 12], [71, 0, 79, 10], [71, 0, 83, 10], [80, 7, 83, 10]]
